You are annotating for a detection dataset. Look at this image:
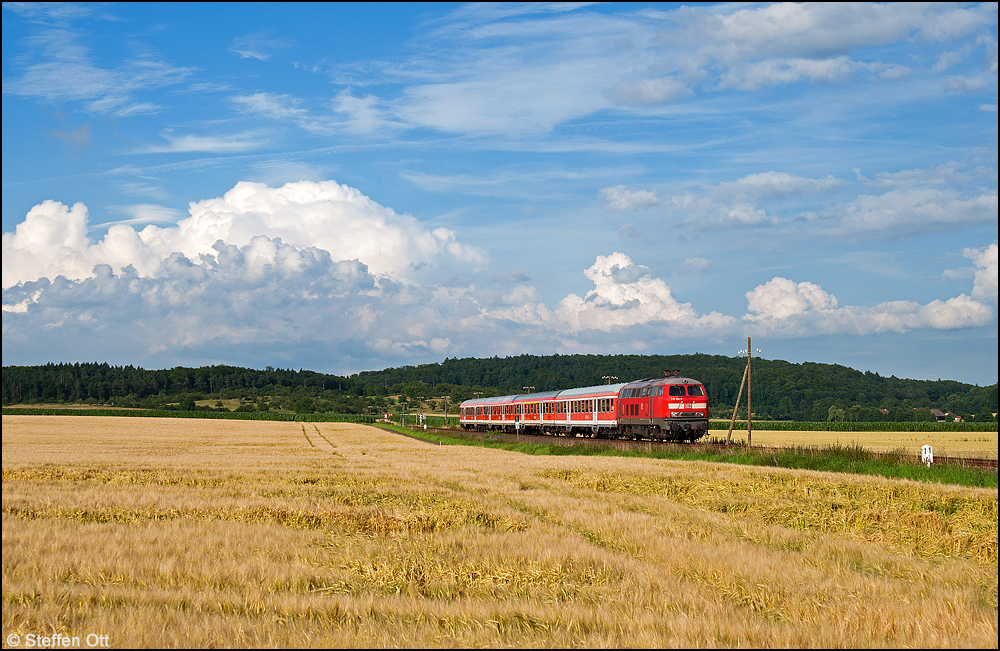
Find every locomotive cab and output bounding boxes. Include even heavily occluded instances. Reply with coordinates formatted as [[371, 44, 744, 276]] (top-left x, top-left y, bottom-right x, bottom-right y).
[[617, 376, 709, 442]]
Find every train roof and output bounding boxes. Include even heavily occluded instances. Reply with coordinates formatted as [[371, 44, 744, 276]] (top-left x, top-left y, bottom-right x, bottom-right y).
[[514, 390, 563, 401], [459, 377, 704, 406], [460, 382, 626, 406], [625, 376, 702, 387], [557, 382, 628, 398]]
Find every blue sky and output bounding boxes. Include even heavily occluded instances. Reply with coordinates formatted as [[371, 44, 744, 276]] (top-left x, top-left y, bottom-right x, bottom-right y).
[[2, 2, 998, 386]]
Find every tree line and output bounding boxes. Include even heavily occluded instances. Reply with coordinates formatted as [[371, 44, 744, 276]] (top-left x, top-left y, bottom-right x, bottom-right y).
[[3, 354, 997, 422]]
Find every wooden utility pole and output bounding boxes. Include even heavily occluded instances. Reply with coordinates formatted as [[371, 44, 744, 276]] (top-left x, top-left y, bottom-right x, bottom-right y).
[[747, 337, 753, 447], [727, 337, 759, 446], [726, 363, 748, 444]]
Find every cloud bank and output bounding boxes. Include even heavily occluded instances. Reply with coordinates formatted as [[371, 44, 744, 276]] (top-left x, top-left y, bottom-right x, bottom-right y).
[[2, 180, 485, 290]]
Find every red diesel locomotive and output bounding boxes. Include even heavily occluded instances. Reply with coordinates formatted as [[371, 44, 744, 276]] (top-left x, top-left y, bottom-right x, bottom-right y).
[[459, 374, 709, 442]]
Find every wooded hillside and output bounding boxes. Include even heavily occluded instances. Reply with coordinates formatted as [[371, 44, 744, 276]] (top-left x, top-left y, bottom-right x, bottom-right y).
[[3, 354, 996, 422]]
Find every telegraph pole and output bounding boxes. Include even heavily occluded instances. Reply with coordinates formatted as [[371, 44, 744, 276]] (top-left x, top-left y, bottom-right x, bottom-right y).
[[727, 337, 761, 446], [747, 337, 754, 446]]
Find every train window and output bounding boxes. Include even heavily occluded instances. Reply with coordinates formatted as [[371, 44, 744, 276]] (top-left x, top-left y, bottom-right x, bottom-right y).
[[668, 386, 686, 397], [656, 387, 663, 396], [687, 386, 705, 396]]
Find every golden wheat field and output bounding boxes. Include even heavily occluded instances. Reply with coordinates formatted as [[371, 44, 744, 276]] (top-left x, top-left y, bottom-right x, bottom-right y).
[[710, 427, 999, 458], [2, 415, 997, 648]]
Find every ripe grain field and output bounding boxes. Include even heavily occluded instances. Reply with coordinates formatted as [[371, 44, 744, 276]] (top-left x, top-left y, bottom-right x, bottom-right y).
[[2, 415, 997, 648], [712, 427, 999, 458]]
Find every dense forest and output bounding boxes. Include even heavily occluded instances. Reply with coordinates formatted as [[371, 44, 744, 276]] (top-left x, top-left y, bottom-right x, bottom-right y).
[[2, 354, 997, 422]]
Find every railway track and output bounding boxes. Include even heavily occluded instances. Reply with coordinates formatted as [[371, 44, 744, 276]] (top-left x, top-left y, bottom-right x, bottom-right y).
[[390, 424, 999, 471]]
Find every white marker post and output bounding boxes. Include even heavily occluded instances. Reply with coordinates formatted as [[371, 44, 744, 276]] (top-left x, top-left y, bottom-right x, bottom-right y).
[[921, 444, 933, 468]]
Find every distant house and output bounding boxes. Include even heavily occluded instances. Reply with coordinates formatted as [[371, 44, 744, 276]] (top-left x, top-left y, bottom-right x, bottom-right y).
[[930, 409, 954, 422]]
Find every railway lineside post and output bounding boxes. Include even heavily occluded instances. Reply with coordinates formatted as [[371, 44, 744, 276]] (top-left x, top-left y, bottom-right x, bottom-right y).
[[728, 337, 761, 446]]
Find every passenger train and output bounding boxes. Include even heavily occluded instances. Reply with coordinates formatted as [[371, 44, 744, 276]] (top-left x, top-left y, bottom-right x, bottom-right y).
[[459, 373, 709, 442]]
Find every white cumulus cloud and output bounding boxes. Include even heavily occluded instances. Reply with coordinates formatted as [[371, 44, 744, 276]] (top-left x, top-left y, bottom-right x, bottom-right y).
[[2, 179, 485, 290], [599, 185, 660, 211], [744, 275, 994, 335], [745, 277, 838, 320], [554, 252, 732, 333], [966, 243, 998, 304]]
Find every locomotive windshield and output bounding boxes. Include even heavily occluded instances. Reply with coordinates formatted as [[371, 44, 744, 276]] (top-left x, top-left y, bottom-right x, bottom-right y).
[[668, 385, 705, 396]]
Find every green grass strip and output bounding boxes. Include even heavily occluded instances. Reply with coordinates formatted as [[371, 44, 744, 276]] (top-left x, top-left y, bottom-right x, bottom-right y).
[[378, 425, 997, 489]]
